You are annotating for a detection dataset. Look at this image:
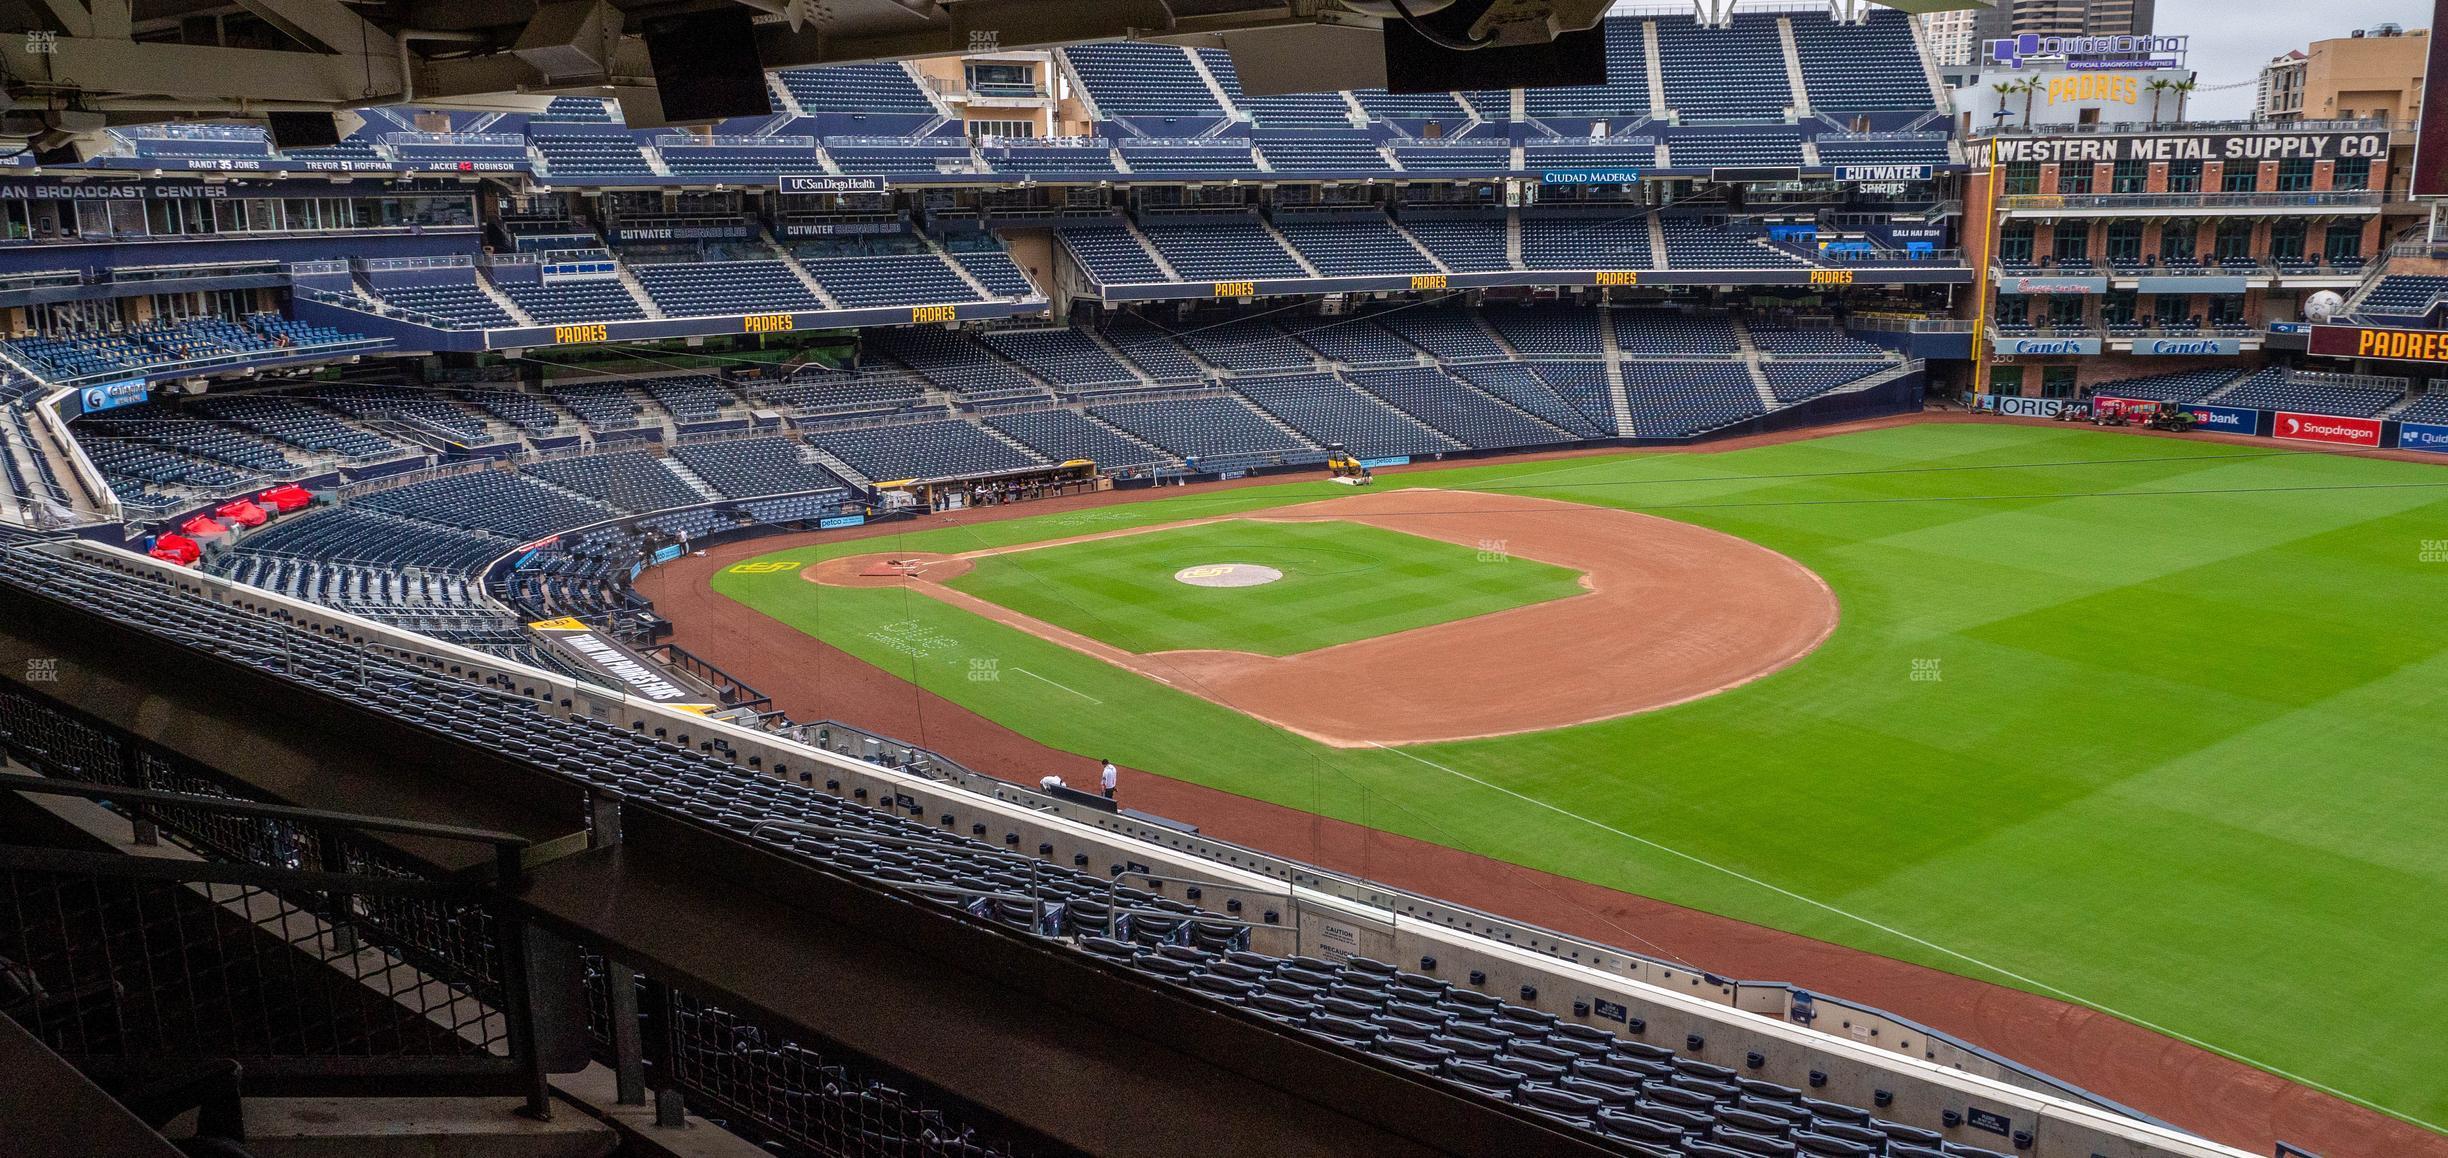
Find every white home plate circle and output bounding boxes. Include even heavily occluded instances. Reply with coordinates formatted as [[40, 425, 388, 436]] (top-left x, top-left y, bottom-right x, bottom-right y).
[[1174, 563, 1283, 588]]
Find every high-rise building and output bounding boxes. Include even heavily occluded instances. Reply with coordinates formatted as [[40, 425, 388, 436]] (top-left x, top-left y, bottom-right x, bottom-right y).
[[2257, 51, 2309, 122], [1920, 10, 1980, 68], [2260, 26, 2430, 125], [1972, 0, 2157, 43]]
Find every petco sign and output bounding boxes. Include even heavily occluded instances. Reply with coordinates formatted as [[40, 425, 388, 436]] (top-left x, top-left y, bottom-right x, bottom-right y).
[[2273, 411, 2382, 447]]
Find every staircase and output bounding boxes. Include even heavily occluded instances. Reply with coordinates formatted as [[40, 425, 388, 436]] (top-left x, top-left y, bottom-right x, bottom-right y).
[[763, 234, 844, 309], [1777, 17, 1812, 117], [1389, 218, 1454, 274], [1745, 359, 1779, 409], [933, 243, 996, 301], [1335, 374, 1470, 452], [1648, 215, 1671, 270], [1443, 371, 1579, 441], [475, 274, 539, 327], [1643, 20, 1674, 124], [1260, 216, 1323, 277], [1085, 328, 1160, 386], [1180, 48, 1240, 122], [610, 266, 664, 319], [660, 454, 724, 502], [1597, 312, 1636, 434], [1472, 311, 1524, 360], [1233, 392, 1324, 451], [802, 442, 871, 487], [766, 74, 803, 116], [975, 417, 1052, 464], [1504, 209, 1525, 270], [1120, 217, 1185, 281], [1081, 407, 1181, 463]]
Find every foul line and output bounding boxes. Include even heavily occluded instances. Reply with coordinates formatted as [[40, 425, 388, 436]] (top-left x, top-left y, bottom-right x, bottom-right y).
[[1010, 666, 1103, 704], [1366, 741, 2445, 1135]]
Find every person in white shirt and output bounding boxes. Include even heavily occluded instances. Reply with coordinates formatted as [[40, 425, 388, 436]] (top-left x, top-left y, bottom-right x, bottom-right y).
[[1099, 759, 1118, 801], [1039, 774, 1065, 793]]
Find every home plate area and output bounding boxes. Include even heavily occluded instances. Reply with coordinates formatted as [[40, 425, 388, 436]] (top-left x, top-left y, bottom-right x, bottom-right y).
[[1173, 563, 1284, 588]]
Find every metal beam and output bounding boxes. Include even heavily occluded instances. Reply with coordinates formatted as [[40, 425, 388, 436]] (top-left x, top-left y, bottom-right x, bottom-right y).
[[3, 38, 405, 105], [232, 0, 401, 58], [33, 0, 94, 40]]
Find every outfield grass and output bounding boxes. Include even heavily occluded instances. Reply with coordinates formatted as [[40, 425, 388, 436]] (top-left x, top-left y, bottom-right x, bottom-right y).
[[709, 423, 2448, 1130], [941, 518, 1586, 656]]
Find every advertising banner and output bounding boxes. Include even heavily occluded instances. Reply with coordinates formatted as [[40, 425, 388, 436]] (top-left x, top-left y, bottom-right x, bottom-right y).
[[779, 173, 889, 194], [2135, 338, 2241, 356], [1994, 336, 2102, 355], [2395, 421, 2448, 452], [2134, 276, 2250, 295], [2272, 411, 2383, 446], [1831, 164, 1933, 183], [818, 514, 868, 530], [1991, 130, 2390, 165], [2003, 275, 2107, 295], [1984, 395, 2065, 418], [2309, 323, 2448, 364], [1539, 169, 1642, 185], [2182, 402, 2260, 434], [79, 379, 150, 414]]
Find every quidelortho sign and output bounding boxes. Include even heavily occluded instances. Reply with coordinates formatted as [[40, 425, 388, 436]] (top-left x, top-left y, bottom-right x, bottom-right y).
[[1991, 131, 2390, 165]]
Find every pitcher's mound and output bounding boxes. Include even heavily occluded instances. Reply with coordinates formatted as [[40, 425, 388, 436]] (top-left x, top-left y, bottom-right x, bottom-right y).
[[804, 552, 974, 587], [1175, 563, 1284, 588]]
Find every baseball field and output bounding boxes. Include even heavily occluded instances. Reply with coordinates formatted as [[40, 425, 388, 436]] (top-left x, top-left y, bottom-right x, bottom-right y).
[[705, 422, 2448, 1136]]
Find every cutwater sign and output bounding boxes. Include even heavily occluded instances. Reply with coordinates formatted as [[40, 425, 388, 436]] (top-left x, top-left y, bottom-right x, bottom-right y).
[[1540, 168, 1641, 185], [1832, 164, 1933, 183]]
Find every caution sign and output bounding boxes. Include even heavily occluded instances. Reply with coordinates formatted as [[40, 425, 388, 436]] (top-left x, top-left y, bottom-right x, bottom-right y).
[[528, 617, 590, 631]]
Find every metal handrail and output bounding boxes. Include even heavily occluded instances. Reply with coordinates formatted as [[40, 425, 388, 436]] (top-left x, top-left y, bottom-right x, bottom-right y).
[[0, 772, 530, 854]]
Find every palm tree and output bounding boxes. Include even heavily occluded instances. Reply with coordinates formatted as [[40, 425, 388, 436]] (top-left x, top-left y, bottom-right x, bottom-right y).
[[2145, 77, 2173, 125], [2170, 77, 2198, 124], [2011, 77, 2043, 127]]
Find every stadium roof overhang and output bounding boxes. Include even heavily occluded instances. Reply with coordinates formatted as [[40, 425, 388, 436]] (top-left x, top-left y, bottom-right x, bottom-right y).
[[0, 0, 1982, 135]]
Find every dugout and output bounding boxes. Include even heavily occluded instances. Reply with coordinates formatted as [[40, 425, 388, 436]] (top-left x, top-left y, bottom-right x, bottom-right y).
[[874, 459, 1105, 512]]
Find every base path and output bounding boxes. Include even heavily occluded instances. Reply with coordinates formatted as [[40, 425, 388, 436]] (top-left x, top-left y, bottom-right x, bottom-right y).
[[635, 420, 2445, 1158], [807, 488, 1839, 747]]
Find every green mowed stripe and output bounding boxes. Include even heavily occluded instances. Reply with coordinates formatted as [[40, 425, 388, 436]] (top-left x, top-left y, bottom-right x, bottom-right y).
[[941, 518, 1586, 656], [711, 424, 2448, 1128]]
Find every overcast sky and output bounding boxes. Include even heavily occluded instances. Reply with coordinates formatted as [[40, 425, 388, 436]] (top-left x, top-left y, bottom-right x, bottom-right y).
[[2156, 0, 2437, 116], [1702, 0, 2438, 119]]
